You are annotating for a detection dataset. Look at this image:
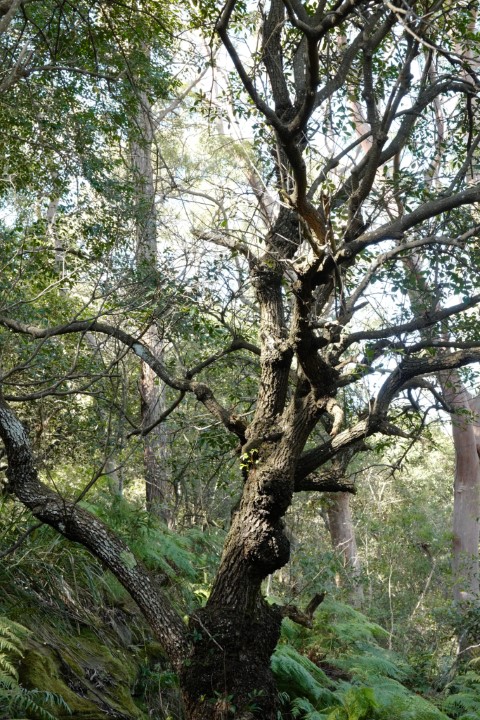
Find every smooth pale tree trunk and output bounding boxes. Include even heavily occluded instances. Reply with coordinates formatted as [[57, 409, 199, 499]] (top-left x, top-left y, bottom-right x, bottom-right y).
[[327, 491, 364, 607], [405, 15, 480, 613], [139, 326, 173, 522], [439, 373, 480, 605], [131, 90, 175, 525], [105, 458, 123, 497], [403, 249, 480, 610]]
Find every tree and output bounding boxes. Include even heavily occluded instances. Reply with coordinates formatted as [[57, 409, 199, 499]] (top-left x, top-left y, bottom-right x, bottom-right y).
[[2, 1, 480, 717], [329, 3, 480, 620], [131, 87, 176, 523]]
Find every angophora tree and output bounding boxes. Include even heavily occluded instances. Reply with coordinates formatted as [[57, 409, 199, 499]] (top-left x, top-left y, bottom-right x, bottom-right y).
[[2, 1, 480, 717]]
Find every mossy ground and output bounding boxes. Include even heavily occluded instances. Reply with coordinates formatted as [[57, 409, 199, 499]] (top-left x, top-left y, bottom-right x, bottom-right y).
[[19, 625, 147, 719], [1, 568, 163, 719]]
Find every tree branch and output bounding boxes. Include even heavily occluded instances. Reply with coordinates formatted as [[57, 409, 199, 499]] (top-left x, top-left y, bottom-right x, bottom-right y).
[[0, 396, 191, 668], [0, 316, 247, 439], [341, 294, 480, 349], [339, 183, 480, 261]]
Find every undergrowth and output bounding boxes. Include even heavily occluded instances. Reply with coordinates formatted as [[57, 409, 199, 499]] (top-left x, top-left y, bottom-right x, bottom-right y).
[[1, 497, 479, 720], [0, 616, 70, 720], [272, 598, 480, 720]]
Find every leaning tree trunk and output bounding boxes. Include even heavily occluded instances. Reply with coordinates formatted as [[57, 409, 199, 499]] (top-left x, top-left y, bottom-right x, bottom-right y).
[[131, 89, 175, 525]]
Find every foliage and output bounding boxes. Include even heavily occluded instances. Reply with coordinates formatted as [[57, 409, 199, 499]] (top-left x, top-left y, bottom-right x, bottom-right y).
[[442, 672, 480, 720], [0, 616, 70, 720], [0, 497, 209, 719], [273, 599, 451, 720], [1, 0, 480, 715]]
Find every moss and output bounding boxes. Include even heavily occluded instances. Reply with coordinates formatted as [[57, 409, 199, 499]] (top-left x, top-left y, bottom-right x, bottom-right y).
[[70, 629, 143, 717], [143, 640, 167, 664], [19, 647, 104, 719], [19, 639, 146, 720]]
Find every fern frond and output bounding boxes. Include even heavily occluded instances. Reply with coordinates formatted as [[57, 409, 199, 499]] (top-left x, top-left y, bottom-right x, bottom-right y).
[[446, 671, 480, 693], [368, 677, 449, 720], [278, 645, 333, 688], [327, 686, 379, 720], [0, 656, 19, 681], [443, 692, 480, 716], [332, 647, 409, 682], [9, 687, 71, 720], [0, 669, 18, 687], [313, 599, 389, 648], [291, 696, 329, 720], [0, 638, 22, 656], [0, 616, 29, 690], [281, 617, 308, 645], [271, 646, 338, 707], [132, 526, 197, 580]]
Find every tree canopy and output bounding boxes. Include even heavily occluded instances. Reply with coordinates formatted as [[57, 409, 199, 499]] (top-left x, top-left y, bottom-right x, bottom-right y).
[[1, 1, 480, 718]]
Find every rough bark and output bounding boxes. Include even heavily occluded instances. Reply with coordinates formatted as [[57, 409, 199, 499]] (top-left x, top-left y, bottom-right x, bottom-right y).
[[3, 3, 480, 717], [181, 437, 299, 718], [181, 599, 283, 719], [0, 396, 190, 669]]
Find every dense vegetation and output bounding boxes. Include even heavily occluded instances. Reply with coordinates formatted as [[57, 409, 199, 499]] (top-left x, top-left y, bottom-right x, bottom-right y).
[[1, 0, 480, 718], [1, 440, 480, 719]]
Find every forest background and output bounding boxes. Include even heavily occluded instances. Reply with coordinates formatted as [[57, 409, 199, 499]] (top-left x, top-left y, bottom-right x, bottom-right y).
[[1, 0, 480, 718]]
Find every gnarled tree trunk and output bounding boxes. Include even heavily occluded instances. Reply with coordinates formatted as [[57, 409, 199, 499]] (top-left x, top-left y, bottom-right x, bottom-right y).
[[4, 2, 480, 717]]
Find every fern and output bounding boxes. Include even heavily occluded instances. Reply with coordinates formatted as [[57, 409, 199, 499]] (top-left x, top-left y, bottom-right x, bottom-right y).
[[327, 687, 379, 720], [443, 693, 480, 716], [131, 525, 197, 580], [291, 696, 329, 719], [0, 616, 70, 720], [272, 645, 338, 707], [332, 645, 410, 682], [368, 677, 449, 720], [443, 672, 480, 719], [6, 687, 70, 720], [314, 600, 389, 649], [0, 617, 27, 684], [277, 645, 333, 688], [272, 600, 452, 720]]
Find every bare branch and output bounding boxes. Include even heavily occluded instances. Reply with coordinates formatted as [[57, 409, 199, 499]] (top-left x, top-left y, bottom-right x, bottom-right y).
[[339, 183, 480, 261], [341, 294, 480, 349], [0, 316, 247, 439]]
